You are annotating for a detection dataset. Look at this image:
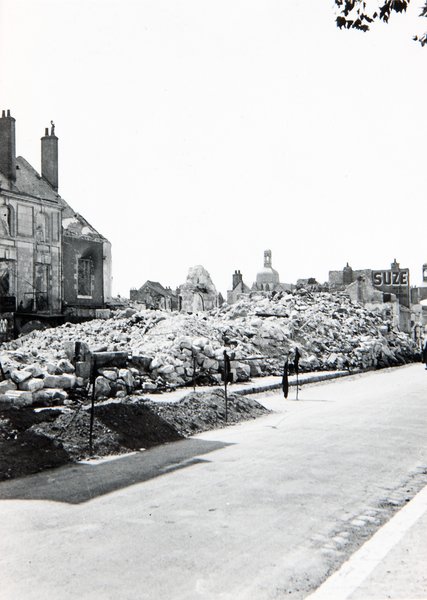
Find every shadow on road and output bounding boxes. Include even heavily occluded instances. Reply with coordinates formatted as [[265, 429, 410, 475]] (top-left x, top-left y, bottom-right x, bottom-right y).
[[0, 438, 232, 505]]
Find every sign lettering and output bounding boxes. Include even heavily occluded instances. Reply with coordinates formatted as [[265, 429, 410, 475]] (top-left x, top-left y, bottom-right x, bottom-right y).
[[372, 269, 409, 287]]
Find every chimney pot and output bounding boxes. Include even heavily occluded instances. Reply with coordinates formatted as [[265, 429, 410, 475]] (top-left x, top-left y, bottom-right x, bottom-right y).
[[0, 110, 16, 181], [41, 125, 59, 191], [45, 127, 49, 136], [1, 110, 5, 118]]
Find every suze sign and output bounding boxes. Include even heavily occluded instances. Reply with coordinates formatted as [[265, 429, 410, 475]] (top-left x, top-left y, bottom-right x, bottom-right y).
[[372, 269, 409, 287]]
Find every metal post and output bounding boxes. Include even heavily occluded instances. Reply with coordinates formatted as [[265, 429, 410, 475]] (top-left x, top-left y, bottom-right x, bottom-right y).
[[296, 372, 299, 401], [223, 350, 231, 422], [192, 350, 197, 392], [89, 356, 96, 455]]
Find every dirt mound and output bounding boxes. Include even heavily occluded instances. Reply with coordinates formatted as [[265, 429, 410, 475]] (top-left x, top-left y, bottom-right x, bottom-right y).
[[0, 391, 270, 481]]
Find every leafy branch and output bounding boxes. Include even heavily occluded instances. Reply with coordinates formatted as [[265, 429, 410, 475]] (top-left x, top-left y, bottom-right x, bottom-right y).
[[334, 0, 427, 45]]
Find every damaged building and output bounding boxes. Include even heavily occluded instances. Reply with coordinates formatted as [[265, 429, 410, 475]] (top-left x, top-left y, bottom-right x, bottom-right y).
[[0, 110, 112, 339], [130, 280, 178, 311], [329, 260, 423, 334]]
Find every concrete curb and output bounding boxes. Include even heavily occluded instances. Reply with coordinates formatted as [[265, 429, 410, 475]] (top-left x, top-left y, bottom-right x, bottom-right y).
[[232, 370, 355, 396], [306, 483, 427, 600]]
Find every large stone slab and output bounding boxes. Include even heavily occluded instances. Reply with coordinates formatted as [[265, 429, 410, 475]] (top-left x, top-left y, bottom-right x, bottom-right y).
[[43, 374, 77, 389], [19, 378, 45, 392], [0, 390, 33, 408]]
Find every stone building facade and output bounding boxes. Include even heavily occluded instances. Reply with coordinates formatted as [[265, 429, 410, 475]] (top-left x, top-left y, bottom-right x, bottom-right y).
[[0, 110, 111, 337]]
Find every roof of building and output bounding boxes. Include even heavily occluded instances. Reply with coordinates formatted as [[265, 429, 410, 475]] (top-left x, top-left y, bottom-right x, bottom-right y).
[[138, 281, 176, 297], [0, 155, 107, 243], [0, 156, 60, 202], [61, 202, 107, 242]]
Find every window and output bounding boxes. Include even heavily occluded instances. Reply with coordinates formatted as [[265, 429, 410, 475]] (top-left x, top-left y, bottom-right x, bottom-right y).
[[17, 205, 34, 237], [0, 261, 10, 295], [35, 212, 49, 243], [78, 258, 93, 297], [51, 212, 60, 242]]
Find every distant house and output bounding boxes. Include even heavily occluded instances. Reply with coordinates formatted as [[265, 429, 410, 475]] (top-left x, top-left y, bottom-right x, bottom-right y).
[[0, 110, 112, 337], [227, 270, 251, 304], [130, 280, 178, 310]]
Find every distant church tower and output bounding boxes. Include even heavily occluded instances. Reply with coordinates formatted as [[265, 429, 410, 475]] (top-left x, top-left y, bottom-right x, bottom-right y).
[[254, 249, 280, 291]]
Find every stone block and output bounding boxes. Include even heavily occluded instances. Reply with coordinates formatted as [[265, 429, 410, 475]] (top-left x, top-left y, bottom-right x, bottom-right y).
[[94, 376, 111, 399], [142, 381, 157, 391], [0, 380, 17, 394], [33, 389, 68, 406], [19, 378, 45, 392], [0, 390, 33, 408], [57, 359, 75, 374], [204, 344, 214, 358], [150, 356, 162, 370], [10, 369, 32, 384], [235, 362, 251, 381], [203, 357, 219, 372], [43, 374, 77, 389], [64, 340, 90, 362], [179, 339, 193, 350], [22, 365, 44, 378], [101, 369, 118, 381], [119, 368, 134, 387], [158, 364, 174, 375]]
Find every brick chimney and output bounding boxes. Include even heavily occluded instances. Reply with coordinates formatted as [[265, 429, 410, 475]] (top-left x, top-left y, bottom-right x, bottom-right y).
[[41, 121, 58, 191], [0, 109, 17, 182], [232, 269, 243, 289]]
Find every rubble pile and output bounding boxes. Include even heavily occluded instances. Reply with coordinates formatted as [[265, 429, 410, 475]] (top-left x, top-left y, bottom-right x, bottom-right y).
[[0, 290, 418, 407]]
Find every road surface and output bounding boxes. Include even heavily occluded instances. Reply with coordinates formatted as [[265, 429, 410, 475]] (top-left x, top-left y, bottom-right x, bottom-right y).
[[0, 364, 426, 599]]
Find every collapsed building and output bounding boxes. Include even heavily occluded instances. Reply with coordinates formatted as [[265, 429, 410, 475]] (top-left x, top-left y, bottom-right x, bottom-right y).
[[130, 266, 222, 313], [0, 110, 112, 340], [130, 281, 178, 311]]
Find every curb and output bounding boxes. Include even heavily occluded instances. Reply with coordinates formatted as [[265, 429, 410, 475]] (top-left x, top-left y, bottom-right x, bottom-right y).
[[231, 370, 355, 397], [306, 483, 427, 599]]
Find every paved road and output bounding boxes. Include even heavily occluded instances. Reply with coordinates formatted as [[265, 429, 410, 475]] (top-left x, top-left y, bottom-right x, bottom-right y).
[[0, 364, 426, 599]]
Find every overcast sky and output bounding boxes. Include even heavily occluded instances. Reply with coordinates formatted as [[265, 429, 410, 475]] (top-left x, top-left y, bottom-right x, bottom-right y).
[[1, 0, 426, 296]]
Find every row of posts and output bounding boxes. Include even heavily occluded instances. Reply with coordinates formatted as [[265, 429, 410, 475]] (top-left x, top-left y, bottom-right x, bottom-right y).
[[78, 343, 303, 455]]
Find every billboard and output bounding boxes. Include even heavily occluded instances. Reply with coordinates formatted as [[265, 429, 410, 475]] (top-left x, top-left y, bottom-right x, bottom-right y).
[[372, 269, 409, 287]]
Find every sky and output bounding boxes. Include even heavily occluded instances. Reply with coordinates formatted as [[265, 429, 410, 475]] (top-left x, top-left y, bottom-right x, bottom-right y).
[[1, 0, 426, 297]]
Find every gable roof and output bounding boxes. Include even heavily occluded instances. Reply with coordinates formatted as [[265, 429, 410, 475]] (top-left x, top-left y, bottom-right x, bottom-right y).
[[0, 156, 60, 202], [0, 154, 107, 243], [138, 281, 176, 297]]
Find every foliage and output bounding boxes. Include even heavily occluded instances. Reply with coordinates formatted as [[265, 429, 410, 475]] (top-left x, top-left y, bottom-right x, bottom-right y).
[[334, 0, 427, 45]]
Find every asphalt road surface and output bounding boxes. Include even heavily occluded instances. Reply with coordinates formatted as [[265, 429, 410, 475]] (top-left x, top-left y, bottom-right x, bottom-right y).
[[1, 364, 426, 599]]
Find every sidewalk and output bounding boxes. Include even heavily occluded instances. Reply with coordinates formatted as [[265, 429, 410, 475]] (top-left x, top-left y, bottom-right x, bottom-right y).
[[142, 368, 352, 403], [307, 473, 427, 600]]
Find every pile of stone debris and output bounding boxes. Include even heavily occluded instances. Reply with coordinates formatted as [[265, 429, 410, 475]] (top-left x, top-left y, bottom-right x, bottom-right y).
[[0, 289, 418, 408]]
